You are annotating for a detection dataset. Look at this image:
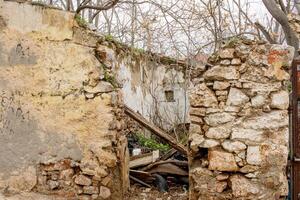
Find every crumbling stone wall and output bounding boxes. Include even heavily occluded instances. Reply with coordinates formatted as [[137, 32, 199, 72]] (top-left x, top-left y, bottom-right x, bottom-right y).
[[0, 1, 190, 199], [0, 1, 129, 199], [188, 38, 294, 199]]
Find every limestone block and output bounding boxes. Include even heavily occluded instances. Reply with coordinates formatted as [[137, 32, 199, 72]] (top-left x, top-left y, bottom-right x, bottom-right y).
[[239, 165, 259, 173], [231, 128, 264, 144], [99, 186, 111, 199], [190, 115, 203, 125], [74, 175, 92, 186], [190, 83, 218, 107], [204, 112, 235, 127], [83, 186, 99, 194], [251, 95, 266, 108], [242, 82, 282, 92], [190, 107, 206, 117], [230, 175, 259, 197], [219, 48, 235, 59], [224, 106, 240, 112], [200, 139, 220, 148], [231, 58, 241, 65], [189, 134, 205, 152], [206, 108, 222, 114], [242, 110, 288, 130], [246, 146, 262, 165], [189, 123, 203, 135], [216, 90, 228, 96], [221, 140, 247, 153], [208, 149, 239, 172], [270, 90, 289, 110], [203, 65, 239, 81], [220, 59, 231, 65], [226, 88, 249, 106], [205, 124, 232, 139], [265, 45, 294, 80], [213, 81, 230, 90]]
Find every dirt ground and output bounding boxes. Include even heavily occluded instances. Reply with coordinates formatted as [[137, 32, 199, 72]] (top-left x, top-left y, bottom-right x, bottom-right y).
[[125, 184, 188, 200]]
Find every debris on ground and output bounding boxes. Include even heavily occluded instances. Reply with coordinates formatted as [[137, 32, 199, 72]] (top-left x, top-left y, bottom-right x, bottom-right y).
[[125, 184, 188, 200], [124, 105, 189, 198]]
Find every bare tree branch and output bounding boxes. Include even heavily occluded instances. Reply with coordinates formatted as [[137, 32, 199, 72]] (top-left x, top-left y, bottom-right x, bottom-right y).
[[254, 22, 277, 44], [76, 0, 120, 14], [262, 0, 299, 50], [295, 0, 300, 14]]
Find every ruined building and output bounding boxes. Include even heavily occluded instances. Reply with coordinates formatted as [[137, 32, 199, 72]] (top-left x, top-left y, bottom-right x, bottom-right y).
[[0, 1, 296, 199]]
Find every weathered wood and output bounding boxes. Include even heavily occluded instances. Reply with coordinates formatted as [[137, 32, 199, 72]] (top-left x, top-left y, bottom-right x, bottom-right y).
[[130, 170, 155, 183], [147, 163, 188, 176], [141, 159, 188, 171], [159, 149, 177, 161], [130, 150, 159, 168], [124, 106, 187, 155], [129, 175, 152, 188]]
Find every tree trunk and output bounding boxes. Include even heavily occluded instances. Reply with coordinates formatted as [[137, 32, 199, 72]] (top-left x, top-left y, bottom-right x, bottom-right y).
[[262, 0, 299, 54]]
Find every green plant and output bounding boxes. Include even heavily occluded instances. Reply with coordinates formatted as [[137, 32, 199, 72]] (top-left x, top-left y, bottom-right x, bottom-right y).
[[136, 133, 170, 153], [103, 71, 118, 88], [75, 14, 88, 28], [105, 34, 115, 42]]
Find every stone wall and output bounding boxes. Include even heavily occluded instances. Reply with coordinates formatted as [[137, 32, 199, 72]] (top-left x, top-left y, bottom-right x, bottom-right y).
[[0, 1, 191, 199], [0, 1, 129, 199], [188, 38, 294, 199]]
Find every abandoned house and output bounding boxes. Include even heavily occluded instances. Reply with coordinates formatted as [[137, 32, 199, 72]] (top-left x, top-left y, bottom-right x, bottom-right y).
[[0, 0, 300, 200]]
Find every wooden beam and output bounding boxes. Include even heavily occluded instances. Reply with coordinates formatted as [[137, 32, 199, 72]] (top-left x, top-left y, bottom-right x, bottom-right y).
[[124, 106, 187, 155], [129, 175, 152, 188], [141, 160, 188, 171], [130, 150, 160, 168]]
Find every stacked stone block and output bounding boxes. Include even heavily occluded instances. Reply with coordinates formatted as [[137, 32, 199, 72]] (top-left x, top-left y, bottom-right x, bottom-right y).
[[188, 39, 294, 200]]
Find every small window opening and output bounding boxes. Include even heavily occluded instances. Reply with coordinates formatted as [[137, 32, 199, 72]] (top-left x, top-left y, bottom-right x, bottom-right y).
[[165, 90, 175, 102]]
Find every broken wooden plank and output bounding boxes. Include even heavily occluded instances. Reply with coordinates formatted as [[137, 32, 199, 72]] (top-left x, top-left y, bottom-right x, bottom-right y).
[[130, 150, 160, 168], [129, 175, 152, 188], [124, 106, 187, 155], [130, 170, 155, 183], [147, 163, 188, 176], [141, 160, 188, 171], [159, 149, 177, 161]]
